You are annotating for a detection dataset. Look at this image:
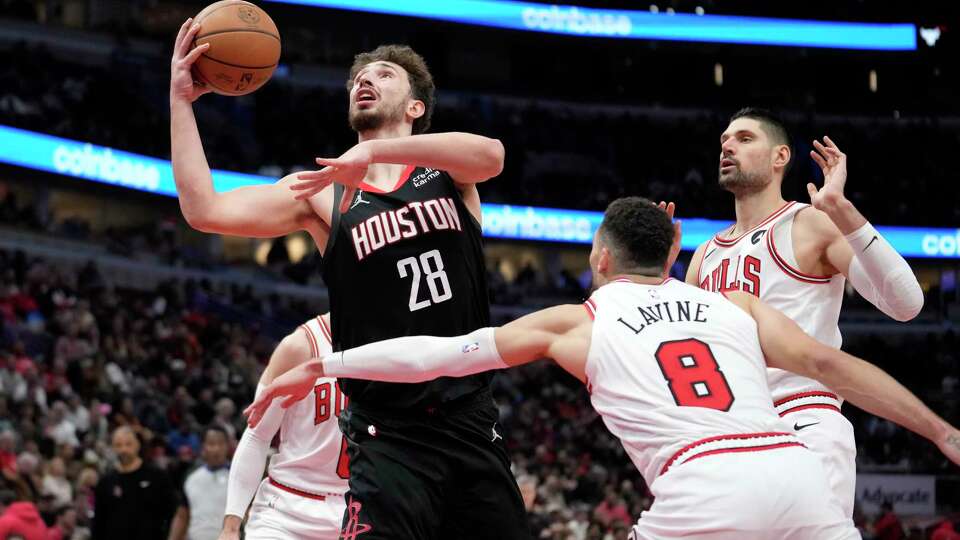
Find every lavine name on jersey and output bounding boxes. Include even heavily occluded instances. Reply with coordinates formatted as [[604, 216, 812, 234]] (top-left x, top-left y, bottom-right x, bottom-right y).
[[351, 197, 462, 261], [616, 299, 710, 335], [700, 255, 761, 296]]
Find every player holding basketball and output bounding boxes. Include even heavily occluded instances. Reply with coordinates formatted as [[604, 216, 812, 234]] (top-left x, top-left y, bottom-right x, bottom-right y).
[[218, 315, 347, 540], [170, 18, 529, 539], [685, 108, 924, 517], [247, 198, 960, 540]]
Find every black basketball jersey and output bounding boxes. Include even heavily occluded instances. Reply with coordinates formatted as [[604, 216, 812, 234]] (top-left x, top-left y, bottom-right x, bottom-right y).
[[321, 166, 492, 409]]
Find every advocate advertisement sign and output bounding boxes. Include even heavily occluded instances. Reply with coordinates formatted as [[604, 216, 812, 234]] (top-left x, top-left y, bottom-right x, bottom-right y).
[[856, 474, 936, 515]]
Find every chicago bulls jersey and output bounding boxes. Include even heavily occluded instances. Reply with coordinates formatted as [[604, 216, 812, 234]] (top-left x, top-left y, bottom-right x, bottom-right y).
[[583, 278, 792, 482], [266, 316, 349, 495], [696, 201, 846, 404]]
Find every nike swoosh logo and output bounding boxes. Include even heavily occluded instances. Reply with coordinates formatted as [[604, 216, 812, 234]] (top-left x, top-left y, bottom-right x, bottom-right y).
[[862, 235, 879, 253], [703, 248, 718, 261], [794, 421, 820, 431]]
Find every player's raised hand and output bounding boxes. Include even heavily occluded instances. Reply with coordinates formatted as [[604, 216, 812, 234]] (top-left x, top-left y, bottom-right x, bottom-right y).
[[658, 201, 682, 275], [290, 142, 375, 212], [806, 136, 849, 213], [243, 361, 323, 428], [170, 18, 212, 103]]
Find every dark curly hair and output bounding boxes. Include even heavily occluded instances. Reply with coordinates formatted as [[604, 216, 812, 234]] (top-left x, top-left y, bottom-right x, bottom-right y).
[[730, 107, 793, 176], [348, 44, 435, 134], [599, 197, 674, 274]]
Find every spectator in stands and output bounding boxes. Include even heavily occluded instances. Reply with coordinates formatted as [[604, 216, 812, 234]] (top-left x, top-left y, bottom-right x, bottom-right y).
[[92, 426, 175, 540], [932, 519, 960, 540], [0, 489, 47, 540], [872, 501, 905, 540], [167, 426, 230, 540], [39, 458, 70, 509], [592, 488, 630, 528], [45, 505, 78, 540]]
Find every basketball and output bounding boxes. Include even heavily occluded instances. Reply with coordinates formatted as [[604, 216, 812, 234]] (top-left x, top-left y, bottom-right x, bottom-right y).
[[191, 0, 281, 96]]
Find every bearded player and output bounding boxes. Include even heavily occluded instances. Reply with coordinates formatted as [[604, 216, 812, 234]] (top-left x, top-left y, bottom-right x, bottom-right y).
[[171, 18, 528, 539], [684, 107, 924, 517]]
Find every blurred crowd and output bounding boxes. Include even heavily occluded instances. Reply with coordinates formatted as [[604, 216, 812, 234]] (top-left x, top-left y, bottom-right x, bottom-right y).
[[0, 246, 957, 538]]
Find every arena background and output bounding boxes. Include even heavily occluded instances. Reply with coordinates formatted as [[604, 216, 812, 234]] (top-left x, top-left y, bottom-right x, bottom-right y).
[[0, 0, 958, 538]]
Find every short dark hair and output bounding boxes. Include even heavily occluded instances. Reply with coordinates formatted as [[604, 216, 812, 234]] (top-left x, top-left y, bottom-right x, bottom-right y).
[[730, 107, 793, 176], [202, 425, 228, 443], [348, 45, 436, 135], [599, 197, 674, 274]]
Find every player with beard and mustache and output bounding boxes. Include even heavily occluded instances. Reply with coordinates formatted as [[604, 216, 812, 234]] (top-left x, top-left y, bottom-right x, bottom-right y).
[[680, 107, 924, 518], [170, 28, 529, 540]]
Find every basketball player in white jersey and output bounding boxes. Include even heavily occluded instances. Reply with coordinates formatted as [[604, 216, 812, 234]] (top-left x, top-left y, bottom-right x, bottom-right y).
[[219, 314, 348, 540], [246, 198, 959, 539], [685, 108, 925, 517]]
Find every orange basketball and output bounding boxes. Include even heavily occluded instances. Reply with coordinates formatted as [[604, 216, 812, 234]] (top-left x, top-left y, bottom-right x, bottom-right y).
[[191, 1, 281, 96]]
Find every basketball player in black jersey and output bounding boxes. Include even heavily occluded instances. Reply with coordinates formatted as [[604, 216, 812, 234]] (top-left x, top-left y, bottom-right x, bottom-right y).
[[170, 24, 529, 539]]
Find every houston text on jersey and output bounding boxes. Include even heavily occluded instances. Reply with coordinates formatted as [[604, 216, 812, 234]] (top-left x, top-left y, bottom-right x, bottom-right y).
[[350, 197, 462, 261]]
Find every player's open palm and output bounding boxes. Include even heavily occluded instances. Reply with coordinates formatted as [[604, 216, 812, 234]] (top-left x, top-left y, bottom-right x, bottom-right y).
[[806, 136, 848, 213], [243, 362, 318, 428], [170, 17, 212, 103], [290, 142, 374, 211]]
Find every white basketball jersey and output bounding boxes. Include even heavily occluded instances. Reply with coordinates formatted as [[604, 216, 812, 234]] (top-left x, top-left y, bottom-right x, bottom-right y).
[[583, 278, 793, 483], [696, 201, 846, 403], [267, 316, 349, 495]]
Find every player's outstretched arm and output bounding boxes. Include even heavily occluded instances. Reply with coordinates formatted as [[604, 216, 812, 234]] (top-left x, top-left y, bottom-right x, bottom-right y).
[[804, 136, 923, 321], [726, 291, 960, 466], [288, 132, 504, 206], [169, 19, 325, 239], [244, 305, 591, 427]]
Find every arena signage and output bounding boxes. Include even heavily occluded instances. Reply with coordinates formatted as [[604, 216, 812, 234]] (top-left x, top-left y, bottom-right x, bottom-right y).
[[0, 124, 271, 197], [266, 0, 917, 50], [855, 474, 936, 515], [0, 124, 955, 258]]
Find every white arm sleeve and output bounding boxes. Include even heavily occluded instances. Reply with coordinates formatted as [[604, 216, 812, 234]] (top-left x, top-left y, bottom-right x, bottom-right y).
[[322, 327, 507, 383], [224, 384, 285, 519], [845, 222, 924, 322]]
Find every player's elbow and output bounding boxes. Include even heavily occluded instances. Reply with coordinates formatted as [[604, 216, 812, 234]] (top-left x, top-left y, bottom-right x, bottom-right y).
[[890, 285, 924, 322], [808, 345, 842, 387], [182, 210, 215, 233], [480, 137, 505, 178]]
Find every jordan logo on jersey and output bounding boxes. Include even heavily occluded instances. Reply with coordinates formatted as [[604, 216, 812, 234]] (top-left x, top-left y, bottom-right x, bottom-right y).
[[700, 255, 761, 296], [350, 197, 463, 261], [351, 191, 371, 210]]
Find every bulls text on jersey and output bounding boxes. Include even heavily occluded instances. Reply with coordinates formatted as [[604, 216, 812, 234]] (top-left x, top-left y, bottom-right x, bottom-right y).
[[699, 255, 762, 296], [350, 197, 463, 261]]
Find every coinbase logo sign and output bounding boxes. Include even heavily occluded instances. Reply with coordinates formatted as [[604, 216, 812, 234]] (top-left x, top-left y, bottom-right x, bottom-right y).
[[52, 143, 161, 191], [482, 204, 598, 244], [520, 5, 631, 36], [921, 230, 960, 257]]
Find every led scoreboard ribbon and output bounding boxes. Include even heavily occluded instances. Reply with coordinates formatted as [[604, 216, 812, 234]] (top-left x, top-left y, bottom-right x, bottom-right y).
[[2, 124, 954, 258], [264, 0, 917, 51]]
